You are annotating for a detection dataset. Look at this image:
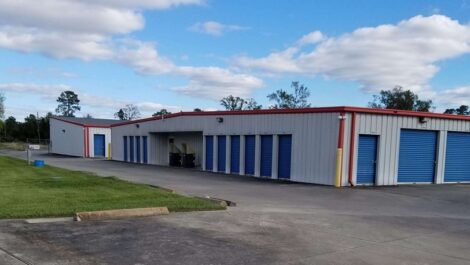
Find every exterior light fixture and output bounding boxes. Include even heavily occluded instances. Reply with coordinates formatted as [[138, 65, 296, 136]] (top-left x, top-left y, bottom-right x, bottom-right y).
[[216, 117, 224, 123], [418, 117, 429, 123], [135, 124, 140, 128]]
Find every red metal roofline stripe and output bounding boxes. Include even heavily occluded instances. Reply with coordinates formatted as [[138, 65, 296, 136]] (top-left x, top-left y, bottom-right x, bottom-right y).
[[50, 117, 113, 128], [111, 106, 470, 127]]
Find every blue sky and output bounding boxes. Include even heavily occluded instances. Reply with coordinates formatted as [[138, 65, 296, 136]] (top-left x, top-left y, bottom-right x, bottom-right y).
[[0, 0, 470, 119]]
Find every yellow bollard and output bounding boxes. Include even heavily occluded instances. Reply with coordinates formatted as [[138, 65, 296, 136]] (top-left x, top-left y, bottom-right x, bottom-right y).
[[107, 143, 112, 160], [335, 148, 343, 187]]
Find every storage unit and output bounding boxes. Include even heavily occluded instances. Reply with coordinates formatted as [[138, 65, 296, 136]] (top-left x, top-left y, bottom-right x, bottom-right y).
[[123, 136, 128, 162], [107, 106, 470, 187], [217, 136, 226, 172], [445, 132, 470, 182], [129, 136, 134, 162], [356, 135, 378, 184], [260, 135, 273, 177], [50, 117, 119, 158], [93, 134, 106, 157], [205, 136, 214, 171], [230, 136, 240, 173], [278, 135, 292, 179], [244, 135, 256, 175], [143, 136, 148, 164], [397, 130, 437, 183]]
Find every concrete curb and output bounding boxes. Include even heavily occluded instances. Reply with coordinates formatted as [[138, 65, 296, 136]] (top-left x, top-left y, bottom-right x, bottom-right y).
[[195, 196, 236, 207], [75, 207, 169, 221]]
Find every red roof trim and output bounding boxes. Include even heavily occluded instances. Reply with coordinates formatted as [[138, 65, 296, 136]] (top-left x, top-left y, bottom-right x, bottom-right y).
[[111, 106, 470, 127], [51, 117, 112, 128]]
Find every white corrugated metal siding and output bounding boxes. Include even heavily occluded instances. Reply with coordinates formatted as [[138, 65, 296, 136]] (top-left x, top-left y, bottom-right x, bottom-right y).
[[345, 113, 470, 186], [50, 119, 84, 157], [88, 127, 111, 158], [112, 112, 340, 185]]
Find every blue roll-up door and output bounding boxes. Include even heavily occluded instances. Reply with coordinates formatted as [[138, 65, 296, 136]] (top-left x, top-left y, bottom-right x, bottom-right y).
[[205, 136, 213, 171], [217, 136, 226, 172], [142, 136, 148, 164], [357, 135, 378, 184], [398, 129, 437, 183], [129, 136, 134, 163], [260, 135, 273, 177], [445, 132, 470, 182], [123, 136, 128, 162], [244, 135, 256, 175], [136, 136, 141, 163], [230, 136, 240, 173], [93, 134, 105, 157], [278, 135, 292, 179]]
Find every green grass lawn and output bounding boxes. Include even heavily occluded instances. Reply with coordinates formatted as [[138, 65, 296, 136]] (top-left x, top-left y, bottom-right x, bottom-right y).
[[0, 156, 224, 219]]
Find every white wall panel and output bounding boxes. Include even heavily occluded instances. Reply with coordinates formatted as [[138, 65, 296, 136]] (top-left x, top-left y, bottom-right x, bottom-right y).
[[111, 112, 341, 185], [50, 119, 84, 157], [88, 127, 111, 158], [346, 114, 470, 186]]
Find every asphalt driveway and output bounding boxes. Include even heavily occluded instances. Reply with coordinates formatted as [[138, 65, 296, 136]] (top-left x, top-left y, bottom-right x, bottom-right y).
[[1, 150, 470, 265]]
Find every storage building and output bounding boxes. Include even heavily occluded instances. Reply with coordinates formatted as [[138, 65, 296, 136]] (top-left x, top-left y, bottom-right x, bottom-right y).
[[50, 117, 120, 158], [108, 106, 470, 186]]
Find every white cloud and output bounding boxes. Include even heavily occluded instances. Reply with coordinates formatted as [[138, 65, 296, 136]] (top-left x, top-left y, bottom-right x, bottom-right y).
[[0, 0, 203, 60], [173, 66, 264, 99], [114, 40, 175, 75], [297, 31, 324, 46], [434, 86, 470, 106], [188, 21, 248, 36], [236, 15, 470, 94], [0, 0, 262, 101], [0, 82, 181, 118]]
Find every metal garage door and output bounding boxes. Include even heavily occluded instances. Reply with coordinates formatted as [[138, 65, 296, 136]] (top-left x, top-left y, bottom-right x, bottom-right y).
[[398, 129, 437, 183], [217, 136, 226, 172], [230, 136, 240, 173], [278, 135, 292, 179], [356, 135, 378, 184], [205, 136, 213, 171], [123, 136, 128, 162], [136, 136, 141, 163], [445, 132, 470, 182], [142, 136, 148, 164], [93, 134, 105, 157], [244, 135, 256, 175], [260, 135, 273, 177], [129, 136, 134, 162]]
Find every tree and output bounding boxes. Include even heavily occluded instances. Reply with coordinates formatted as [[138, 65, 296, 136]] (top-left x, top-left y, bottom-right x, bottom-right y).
[[220, 96, 263, 111], [114, 104, 140, 120], [0, 92, 5, 120], [267, 81, 311, 109], [220, 95, 246, 110], [55, 91, 80, 117], [444, 105, 470, 115], [245, 98, 262, 110], [368, 86, 433, 112], [83, 114, 93, 118], [193, 108, 203, 112], [153, 109, 171, 116], [4, 116, 18, 141]]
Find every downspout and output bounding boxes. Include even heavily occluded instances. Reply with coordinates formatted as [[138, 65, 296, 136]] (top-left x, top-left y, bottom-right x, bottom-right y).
[[348, 112, 356, 186], [335, 112, 346, 187]]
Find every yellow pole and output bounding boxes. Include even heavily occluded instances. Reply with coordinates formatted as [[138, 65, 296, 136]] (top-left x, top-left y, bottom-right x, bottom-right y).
[[107, 143, 112, 160], [335, 148, 343, 187]]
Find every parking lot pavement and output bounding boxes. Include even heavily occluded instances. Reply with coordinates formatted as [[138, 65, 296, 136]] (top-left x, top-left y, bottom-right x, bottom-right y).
[[1, 150, 470, 264]]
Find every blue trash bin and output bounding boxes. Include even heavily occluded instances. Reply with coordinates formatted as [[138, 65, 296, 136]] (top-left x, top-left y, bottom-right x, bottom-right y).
[[34, 160, 45, 167]]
